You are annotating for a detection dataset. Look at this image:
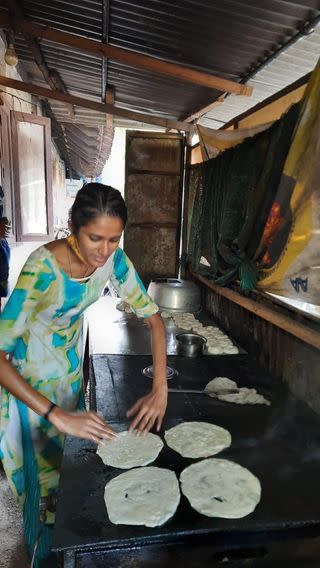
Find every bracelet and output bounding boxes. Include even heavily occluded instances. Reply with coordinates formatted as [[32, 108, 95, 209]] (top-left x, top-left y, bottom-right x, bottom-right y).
[[43, 401, 57, 421]]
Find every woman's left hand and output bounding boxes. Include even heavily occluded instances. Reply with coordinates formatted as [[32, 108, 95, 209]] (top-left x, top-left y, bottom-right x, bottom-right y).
[[127, 386, 168, 434]]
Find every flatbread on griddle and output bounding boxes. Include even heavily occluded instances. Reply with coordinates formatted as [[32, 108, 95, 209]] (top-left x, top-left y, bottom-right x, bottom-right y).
[[104, 466, 180, 527], [180, 458, 261, 519], [97, 431, 163, 469], [164, 421, 231, 458]]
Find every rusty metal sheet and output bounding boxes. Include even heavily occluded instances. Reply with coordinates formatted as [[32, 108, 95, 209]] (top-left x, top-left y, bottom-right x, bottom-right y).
[[125, 226, 179, 283], [124, 132, 184, 283], [126, 174, 180, 224], [126, 134, 183, 174]]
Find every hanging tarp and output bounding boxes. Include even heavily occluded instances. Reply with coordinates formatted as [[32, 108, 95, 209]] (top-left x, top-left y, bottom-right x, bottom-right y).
[[187, 103, 301, 290], [198, 122, 273, 160], [256, 60, 320, 304]]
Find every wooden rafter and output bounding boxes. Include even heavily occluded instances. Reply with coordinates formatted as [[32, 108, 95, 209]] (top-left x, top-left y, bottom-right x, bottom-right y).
[[92, 88, 114, 175], [0, 75, 195, 132], [6, 3, 75, 118], [0, 13, 253, 97], [182, 94, 227, 123]]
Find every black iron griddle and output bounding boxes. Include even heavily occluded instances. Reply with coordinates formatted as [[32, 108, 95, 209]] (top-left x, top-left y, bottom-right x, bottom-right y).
[[53, 354, 320, 566]]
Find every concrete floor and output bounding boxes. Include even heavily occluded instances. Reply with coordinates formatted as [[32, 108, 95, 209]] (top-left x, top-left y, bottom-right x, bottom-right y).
[[0, 465, 29, 568]]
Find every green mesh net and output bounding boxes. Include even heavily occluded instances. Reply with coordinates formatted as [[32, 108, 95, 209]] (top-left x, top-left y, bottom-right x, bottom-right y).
[[187, 103, 301, 291]]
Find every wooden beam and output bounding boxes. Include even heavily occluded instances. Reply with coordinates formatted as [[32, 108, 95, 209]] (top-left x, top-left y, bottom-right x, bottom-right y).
[[105, 86, 115, 139], [0, 13, 252, 96], [105, 85, 115, 130], [7, 2, 75, 118], [182, 94, 227, 123], [0, 75, 195, 132], [93, 87, 114, 173], [47, 70, 75, 119], [192, 271, 320, 351]]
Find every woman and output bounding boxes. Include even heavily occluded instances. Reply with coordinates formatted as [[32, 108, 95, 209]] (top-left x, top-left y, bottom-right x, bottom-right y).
[[0, 183, 168, 567]]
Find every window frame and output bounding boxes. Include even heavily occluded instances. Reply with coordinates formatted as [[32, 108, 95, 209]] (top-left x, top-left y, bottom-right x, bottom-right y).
[[11, 111, 53, 242]]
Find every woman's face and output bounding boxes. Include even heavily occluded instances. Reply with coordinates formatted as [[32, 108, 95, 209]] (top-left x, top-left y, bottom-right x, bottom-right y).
[[76, 214, 124, 267]]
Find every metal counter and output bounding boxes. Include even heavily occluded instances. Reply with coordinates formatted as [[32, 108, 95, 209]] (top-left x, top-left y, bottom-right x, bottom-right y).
[[85, 296, 244, 356]]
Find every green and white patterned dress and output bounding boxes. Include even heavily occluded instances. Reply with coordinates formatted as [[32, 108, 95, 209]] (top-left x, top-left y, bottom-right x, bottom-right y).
[[0, 245, 158, 566]]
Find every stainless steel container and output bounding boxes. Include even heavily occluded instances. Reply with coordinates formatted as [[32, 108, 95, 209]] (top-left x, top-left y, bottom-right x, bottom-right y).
[[176, 333, 207, 357], [147, 278, 201, 313]]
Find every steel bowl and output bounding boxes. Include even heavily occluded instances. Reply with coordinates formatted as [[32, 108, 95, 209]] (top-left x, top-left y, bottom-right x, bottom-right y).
[[147, 278, 200, 313], [176, 333, 207, 357]]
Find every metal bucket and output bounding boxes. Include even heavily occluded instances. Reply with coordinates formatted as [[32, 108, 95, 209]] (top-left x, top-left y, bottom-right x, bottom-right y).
[[176, 333, 207, 357]]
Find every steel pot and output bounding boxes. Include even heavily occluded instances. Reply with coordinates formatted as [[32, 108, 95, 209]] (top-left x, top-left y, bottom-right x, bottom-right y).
[[147, 278, 200, 313], [176, 333, 207, 357]]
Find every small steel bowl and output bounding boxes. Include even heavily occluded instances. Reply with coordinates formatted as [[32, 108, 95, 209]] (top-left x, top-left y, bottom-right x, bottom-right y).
[[176, 333, 207, 357]]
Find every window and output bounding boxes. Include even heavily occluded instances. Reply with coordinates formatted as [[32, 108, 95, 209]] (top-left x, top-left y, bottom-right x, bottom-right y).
[[11, 112, 53, 241]]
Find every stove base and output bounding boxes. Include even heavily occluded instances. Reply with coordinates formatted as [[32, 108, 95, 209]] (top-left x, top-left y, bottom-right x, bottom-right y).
[[59, 529, 320, 568]]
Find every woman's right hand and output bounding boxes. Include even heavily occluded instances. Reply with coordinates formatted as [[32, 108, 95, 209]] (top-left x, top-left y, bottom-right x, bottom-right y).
[[49, 407, 117, 443]]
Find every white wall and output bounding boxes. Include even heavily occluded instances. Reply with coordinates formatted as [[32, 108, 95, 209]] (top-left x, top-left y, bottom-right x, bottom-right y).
[[51, 142, 70, 229], [101, 127, 126, 196]]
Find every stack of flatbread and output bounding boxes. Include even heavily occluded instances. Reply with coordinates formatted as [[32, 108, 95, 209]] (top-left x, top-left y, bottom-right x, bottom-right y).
[[161, 311, 239, 354], [205, 377, 271, 406]]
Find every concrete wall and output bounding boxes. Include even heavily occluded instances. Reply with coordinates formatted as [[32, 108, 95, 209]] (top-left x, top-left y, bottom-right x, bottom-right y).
[[52, 141, 69, 228]]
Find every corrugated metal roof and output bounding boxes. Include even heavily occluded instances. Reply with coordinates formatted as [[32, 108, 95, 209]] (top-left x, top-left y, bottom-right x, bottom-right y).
[[1, 1, 319, 175], [199, 21, 320, 128]]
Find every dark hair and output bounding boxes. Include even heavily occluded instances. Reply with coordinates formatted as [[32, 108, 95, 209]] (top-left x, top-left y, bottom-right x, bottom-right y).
[[70, 183, 127, 234]]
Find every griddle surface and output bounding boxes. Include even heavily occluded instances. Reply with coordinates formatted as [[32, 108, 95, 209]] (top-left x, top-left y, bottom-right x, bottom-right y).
[[53, 355, 320, 553]]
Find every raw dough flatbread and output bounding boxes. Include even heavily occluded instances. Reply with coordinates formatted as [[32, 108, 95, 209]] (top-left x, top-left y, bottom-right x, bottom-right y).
[[116, 300, 132, 313], [164, 421, 231, 458], [161, 311, 172, 319], [97, 431, 163, 469], [104, 466, 180, 527], [205, 378, 270, 406], [205, 377, 238, 392], [180, 458, 261, 519], [218, 388, 271, 406]]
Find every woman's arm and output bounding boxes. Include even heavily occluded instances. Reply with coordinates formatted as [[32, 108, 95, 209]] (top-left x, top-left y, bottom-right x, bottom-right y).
[[109, 249, 168, 432], [127, 313, 168, 433], [0, 351, 116, 443]]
